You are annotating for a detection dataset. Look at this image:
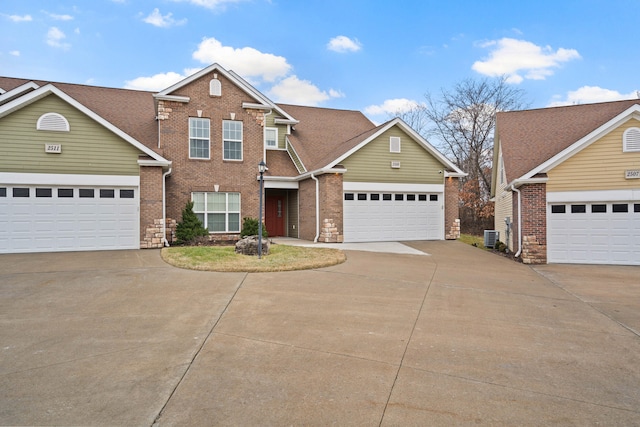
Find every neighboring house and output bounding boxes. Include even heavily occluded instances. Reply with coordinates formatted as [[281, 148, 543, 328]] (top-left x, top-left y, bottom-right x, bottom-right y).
[[492, 99, 640, 265], [0, 63, 465, 254]]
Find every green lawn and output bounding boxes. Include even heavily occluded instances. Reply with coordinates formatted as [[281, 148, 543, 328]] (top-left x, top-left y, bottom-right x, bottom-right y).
[[457, 234, 488, 250]]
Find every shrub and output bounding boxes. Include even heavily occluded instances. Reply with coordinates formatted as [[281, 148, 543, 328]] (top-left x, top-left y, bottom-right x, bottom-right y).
[[176, 201, 208, 244], [240, 217, 268, 238], [494, 240, 507, 253]]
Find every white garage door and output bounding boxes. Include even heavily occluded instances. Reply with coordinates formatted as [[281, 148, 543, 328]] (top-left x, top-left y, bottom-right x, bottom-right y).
[[0, 185, 139, 253], [343, 191, 443, 242], [548, 201, 640, 265]]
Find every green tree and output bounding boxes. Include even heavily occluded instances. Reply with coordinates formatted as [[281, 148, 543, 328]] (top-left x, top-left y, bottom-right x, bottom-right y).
[[240, 217, 268, 238], [176, 201, 208, 244]]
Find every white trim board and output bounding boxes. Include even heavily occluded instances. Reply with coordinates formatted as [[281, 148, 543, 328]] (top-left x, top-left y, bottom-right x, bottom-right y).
[[0, 172, 140, 187]]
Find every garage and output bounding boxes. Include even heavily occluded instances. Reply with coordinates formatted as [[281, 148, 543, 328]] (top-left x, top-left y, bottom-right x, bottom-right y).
[[547, 201, 640, 265], [343, 191, 443, 242], [0, 184, 139, 253]]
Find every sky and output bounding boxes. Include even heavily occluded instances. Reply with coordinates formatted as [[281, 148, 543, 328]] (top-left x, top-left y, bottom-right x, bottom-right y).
[[1, 0, 639, 124]]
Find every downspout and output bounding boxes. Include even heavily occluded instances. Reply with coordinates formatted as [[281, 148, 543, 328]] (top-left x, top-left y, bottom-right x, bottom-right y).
[[162, 167, 172, 247], [311, 173, 320, 242], [510, 184, 522, 257]]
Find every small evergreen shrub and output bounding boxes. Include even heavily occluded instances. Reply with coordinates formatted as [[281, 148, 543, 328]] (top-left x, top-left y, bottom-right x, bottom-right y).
[[494, 240, 507, 253], [240, 217, 268, 238], [176, 201, 208, 244]]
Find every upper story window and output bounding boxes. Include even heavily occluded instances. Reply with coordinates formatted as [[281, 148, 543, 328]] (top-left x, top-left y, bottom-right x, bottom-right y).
[[223, 120, 243, 160], [37, 112, 69, 132], [189, 117, 210, 159], [390, 136, 401, 153], [209, 78, 221, 97], [623, 127, 640, 152], [265, 127, 278, 149]]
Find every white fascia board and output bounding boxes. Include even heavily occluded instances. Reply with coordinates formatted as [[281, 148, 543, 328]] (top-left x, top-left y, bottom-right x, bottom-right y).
[[295, 167, 347, 181], [0, 172, 140, 186], [154, 94, 190, 103], [0, 81, 40, 103], [547, 189, 640, 203], [509, 177, 549, 188], [325, 118, 465, 175], [138, 159, 172, 167], [263, 178, 299, 189], [0, 84, 170, 165], [274, 118, 299, 125], [444, 171, 467, 178], [242, 102, 272, 110], [522, 104, 640, 179], [343, 181, 444, 193]]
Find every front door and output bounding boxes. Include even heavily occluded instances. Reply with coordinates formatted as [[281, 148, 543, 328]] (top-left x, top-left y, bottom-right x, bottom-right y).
[[265, 194, 286, 237]]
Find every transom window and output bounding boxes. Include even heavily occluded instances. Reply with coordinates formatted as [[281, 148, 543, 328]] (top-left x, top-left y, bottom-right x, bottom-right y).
[[189, 118, 210, 159], [265, 128, 278, 149], [223, 120, 243, 160], [192, 192, 241, 233]]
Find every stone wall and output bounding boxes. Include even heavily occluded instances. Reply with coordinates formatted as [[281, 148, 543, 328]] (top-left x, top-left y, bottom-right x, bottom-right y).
[[444, 176, 461, 240], [519, 182, 547, 264], [141, 218, 177, 249]]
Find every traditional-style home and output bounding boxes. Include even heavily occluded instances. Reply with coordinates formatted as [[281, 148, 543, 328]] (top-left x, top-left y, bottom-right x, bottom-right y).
[[492, 99, 640, 265], [0, 63, 465, 254]]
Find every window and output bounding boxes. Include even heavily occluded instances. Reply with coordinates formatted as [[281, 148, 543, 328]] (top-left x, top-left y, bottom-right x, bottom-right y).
[[223, 120, 243, 160], [430, 194, 438, 201], [623, 127, 640, 152], [551, 205, 566, 213], [209, 78, 221, 96], [265, 128, 278, 149], [612, 203, 628, 213], [13, 188, 29, 197], [79, 189, 95, 198], [418, 194, 427, 201], [591, 204, 607, 213], [100, 189, 115, 198], [189, 117, 210, 159], [357, 193, 367, 201], [635, 203, 640, 213], [383, 194, 392, 201], [0, 188, 6, 197], [370, 193, 380, 201], [571, 204, 586, 213], [37, 112, 69, 132], [192, 192, 241, 233], [344, 193, 354, 201], [390, 136, 401, 153], [36, 188, 52, 198], [58, 189, 74, 198], [407, 194, 416, 201], [120, 189, 135, 199], [395, 194, 404, 201]]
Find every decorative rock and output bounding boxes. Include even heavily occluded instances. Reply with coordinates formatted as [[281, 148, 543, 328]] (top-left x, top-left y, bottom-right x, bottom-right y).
[[235, 235, 270, 256]]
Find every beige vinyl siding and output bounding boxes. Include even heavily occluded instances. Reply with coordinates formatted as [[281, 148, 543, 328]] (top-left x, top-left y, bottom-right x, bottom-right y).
[[547, 119, 640, 192], [341, 127, 445, 184], [493, 144, 514, 249], [287, 190, 299, 238], [0, 94, 142, 175]]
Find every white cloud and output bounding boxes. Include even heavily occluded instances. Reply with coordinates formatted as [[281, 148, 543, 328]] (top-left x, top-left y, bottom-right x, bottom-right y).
[[44, 11, 74, 21], [170, 0, 246, 10], [9, 50, 20, 56], [364, 98, 423, 116], [472, 38, 580, 84], [5, 14, 32, 22], [192, 37, 291, 82], [268, 76, 342, 106], [46, 27, 71, 49], [548, 86, 640, 107], [143, 8, 187, 28], [124, 71, 186, 91], [327, 35, 362, 53]]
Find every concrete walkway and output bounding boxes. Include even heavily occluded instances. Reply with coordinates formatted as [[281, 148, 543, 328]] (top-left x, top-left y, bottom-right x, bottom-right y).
[[271, 237, 430, 255], [0, 241, 638, 426]]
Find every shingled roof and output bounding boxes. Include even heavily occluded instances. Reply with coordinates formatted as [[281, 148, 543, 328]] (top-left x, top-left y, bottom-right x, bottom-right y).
[[0, 77, 158, 149], [496, 98, 640, 184]]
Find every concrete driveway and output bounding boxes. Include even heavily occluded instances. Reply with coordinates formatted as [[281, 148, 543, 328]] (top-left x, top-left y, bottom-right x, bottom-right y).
[[0, 241, 638, 426]]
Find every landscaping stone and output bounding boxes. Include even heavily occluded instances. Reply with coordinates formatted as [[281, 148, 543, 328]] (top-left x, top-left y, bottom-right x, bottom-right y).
[[235, 235, 270, 256]]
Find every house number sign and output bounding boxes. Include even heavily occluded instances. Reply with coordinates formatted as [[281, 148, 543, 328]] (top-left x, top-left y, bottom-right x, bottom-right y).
[[45, 144, 62, 153], [625, 169, 640, 179]]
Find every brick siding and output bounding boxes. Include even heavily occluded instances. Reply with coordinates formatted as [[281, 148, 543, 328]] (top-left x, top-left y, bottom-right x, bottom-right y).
[[444, 176, 461, 239], [518, 183, 547, 264]]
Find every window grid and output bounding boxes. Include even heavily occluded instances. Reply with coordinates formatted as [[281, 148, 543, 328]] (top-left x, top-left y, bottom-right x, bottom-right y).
[[189, 117, 210, 159], [265, 128, 278, 148], [192, 192, 241, 233], [223, 120, 243, 160]]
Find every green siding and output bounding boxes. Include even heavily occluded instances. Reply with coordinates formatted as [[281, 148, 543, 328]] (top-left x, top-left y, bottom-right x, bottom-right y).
[[286, 139, 306, 173], [341, 127, 445, 184], [264, 114, 288, 149], [0, 94, 142, 175]]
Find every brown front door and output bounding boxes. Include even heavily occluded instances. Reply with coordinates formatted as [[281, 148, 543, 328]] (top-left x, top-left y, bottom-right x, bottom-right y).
[[265, 194, 286, 237]]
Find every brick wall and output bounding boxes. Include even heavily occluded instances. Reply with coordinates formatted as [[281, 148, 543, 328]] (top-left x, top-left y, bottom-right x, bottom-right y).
[[297, 172, 344, 242], [298, 178, 316, 240], [158, 71, 267, 237], [519, 183, 547, 264], [444, 176, 461, 239], [139, 165, 164, 248]]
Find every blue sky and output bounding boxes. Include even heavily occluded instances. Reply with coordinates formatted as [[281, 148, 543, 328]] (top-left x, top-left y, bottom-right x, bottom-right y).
[[1, 0, 639, 123]]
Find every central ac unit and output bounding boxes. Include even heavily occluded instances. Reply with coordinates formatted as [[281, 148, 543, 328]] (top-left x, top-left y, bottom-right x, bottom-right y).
[[484, 230, 499, 248]]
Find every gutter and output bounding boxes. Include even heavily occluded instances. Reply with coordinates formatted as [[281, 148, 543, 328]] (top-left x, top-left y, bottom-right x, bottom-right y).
[[311, 173, 320, 242], [510, 184, 522, 257], [162, 167, 172, 247]]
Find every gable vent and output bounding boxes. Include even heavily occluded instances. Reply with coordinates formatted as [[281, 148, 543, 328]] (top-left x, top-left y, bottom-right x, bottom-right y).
[[623, 127, 640, 152], [37, 112, 70, 132]]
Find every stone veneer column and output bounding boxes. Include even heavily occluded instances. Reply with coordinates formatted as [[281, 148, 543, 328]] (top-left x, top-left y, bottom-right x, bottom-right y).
[[519, 183, 547, 264]]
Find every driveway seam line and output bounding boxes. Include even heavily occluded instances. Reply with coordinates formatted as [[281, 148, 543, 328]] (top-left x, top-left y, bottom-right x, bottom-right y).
[[378, 262, 438, 426], [151, 272, 249, 426]]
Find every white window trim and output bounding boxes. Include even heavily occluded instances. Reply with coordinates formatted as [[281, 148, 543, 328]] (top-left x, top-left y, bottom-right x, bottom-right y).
[[390, 136, 401, 153], [189, 117, 211, 160], [37, 112, 70, 132], [623, 127, 640, 152], [223, 120, 243, 161], [192, 192, 241, 233], [265, 127, 278, 149], [209, 78, 221, 97]]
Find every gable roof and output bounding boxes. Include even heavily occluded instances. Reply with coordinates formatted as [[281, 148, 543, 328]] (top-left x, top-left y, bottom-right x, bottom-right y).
[[0, 77, 168, 164], [496, 98, 640, 185]]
